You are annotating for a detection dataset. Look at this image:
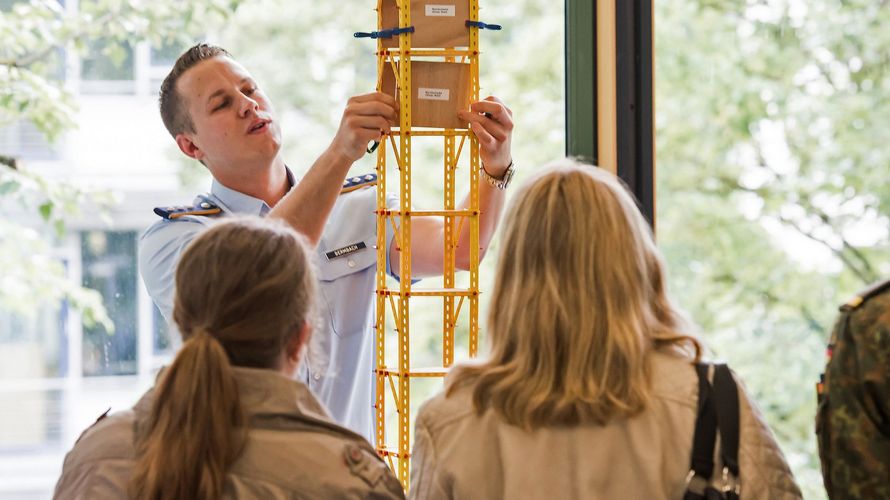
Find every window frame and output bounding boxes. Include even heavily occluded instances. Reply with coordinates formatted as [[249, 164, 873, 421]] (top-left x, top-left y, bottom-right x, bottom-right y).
[[565, 0, 655, 225]]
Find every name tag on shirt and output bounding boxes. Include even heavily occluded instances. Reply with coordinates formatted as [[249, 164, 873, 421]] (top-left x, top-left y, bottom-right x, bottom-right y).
[[325, 242, 367, 260]]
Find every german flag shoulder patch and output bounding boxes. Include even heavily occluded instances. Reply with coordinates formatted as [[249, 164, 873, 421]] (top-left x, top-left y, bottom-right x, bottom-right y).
[[844, 278, 890, 311]]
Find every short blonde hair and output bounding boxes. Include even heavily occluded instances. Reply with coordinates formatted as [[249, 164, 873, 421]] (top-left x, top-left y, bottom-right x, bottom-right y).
[[448, 159, 701, 429], [159, 43, 231, 137]]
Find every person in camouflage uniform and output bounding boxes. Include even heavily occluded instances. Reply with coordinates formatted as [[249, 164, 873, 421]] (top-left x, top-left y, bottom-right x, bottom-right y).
[[817, 278, 890, 499]]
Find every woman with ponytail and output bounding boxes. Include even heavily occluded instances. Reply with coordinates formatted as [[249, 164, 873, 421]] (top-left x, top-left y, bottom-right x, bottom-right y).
[[54, 217, 403, 499]]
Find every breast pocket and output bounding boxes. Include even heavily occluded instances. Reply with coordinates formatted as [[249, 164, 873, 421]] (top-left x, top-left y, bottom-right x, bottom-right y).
[[316, 238, 378, 339]]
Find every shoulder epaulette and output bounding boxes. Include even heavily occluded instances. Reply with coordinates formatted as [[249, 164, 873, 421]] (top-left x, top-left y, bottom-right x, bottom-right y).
[[153, 200, 222, 220], [842, 278, 890, 311], [341, 173, 378, 195]]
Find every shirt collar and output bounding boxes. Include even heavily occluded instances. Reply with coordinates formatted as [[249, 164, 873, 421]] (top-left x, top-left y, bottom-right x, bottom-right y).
[[230, 366, 332, 422], [209, 167, 296, 217], [137, 364, 333, 424]]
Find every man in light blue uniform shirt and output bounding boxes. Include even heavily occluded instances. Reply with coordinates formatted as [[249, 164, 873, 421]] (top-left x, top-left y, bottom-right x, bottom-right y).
[[139, 44, 515, 441], [142, 169, 400, 438]]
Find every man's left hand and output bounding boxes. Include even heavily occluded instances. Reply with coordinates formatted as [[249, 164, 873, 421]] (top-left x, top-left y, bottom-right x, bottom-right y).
[[458, 96, 513, 176]]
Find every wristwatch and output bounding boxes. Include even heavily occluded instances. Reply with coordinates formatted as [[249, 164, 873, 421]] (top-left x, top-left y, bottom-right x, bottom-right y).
[[480, 160, 515, 190]]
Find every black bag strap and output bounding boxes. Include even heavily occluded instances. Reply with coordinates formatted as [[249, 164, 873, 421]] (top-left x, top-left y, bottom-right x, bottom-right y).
[[686, 363, 718, 497], [711, 364, 741, 499], [685, 363, 742, 500], [712, 364, 740, 476]]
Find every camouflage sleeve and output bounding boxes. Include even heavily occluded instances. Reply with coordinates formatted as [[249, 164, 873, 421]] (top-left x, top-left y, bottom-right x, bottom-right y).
[[818, 295, 890, 499]]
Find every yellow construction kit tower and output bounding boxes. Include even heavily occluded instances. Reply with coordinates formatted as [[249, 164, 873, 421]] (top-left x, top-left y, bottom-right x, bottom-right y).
[[354, 0, 500, 489]]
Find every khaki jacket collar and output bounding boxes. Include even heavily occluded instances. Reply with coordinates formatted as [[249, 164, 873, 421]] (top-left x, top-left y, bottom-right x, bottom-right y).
[[134, 366, 333, 425]]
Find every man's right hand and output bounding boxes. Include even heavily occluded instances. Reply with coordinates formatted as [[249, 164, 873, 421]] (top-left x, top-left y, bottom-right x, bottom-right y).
[[329, 92, 398, 163]]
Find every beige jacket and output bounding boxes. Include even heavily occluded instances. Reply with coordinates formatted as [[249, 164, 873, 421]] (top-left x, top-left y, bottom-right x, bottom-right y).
[[54, 367, 404, 499], [408, 352, 801, 500]]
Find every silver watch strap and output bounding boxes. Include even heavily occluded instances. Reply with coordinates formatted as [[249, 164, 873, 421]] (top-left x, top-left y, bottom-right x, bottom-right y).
[[480, 160, 515, 190]]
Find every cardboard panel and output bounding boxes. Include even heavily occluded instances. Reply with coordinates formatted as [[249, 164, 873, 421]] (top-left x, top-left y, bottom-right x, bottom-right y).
[[381, 61, 470, 129], [381, 0, 470, 49]]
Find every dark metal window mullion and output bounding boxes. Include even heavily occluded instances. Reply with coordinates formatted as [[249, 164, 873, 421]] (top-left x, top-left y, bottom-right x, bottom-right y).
[[615, 0, 655, 225], [565, 0, 597, 164]]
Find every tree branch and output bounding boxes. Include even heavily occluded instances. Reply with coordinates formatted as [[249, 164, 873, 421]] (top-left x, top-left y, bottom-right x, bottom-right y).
[[799, 304, 827, 334], [813, 210, 878, 282], [745, 140, 878, 284], [0, 155, 18, 170], [1, 12, 116, 70], [755, 283, 826, 335], [777, 214, 872, 284]]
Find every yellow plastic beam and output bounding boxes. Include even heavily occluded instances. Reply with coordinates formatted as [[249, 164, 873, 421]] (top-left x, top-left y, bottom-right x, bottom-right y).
[[373, 0, 483, 491]]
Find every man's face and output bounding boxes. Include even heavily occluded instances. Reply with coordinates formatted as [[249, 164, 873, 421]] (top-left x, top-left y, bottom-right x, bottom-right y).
[[174, 56, 283, 173]]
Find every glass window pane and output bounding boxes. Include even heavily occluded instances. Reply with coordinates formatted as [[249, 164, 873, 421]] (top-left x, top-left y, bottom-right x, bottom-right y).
[[0, 304, 66, 379], [150, 39, 189, 67], [656, 1, 888, 497], [0, 0, 22, 11], [0, 389, 64, 450], [153, 304, 171, 355], [80, 231, 138, 377], [80, 39, 135, 81]]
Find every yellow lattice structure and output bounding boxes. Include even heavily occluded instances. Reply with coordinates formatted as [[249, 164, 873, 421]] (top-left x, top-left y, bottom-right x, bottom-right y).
[[368, 0, 484, 490]]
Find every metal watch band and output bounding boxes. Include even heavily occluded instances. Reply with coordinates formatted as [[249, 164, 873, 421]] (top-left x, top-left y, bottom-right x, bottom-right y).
[[480, 160, 515, 190]]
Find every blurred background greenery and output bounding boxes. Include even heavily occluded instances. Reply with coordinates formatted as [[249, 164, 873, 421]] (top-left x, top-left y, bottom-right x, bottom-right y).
[[3, 0, 888, 498]]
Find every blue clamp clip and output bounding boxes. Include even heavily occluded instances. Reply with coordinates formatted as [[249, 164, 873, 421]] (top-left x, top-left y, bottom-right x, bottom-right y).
[[466, 20, 502, 31], [354, 26, 415, 39]]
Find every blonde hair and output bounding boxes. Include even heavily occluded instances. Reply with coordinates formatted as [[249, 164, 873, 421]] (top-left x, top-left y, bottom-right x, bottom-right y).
[[448, 159, 701, 429], [130, 217, 317, 500]]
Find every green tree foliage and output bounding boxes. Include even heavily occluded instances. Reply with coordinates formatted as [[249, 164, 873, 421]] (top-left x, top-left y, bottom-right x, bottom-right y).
[[5, 0, 882, 495], [0, 166, 114, 328], [656, 1, 889, 496], [1, 0, 241, 139], [0, 0, 241, 324]]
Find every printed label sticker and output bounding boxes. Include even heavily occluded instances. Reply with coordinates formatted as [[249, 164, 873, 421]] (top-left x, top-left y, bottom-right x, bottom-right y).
[[425, 4, 456, 17], [418, 88, 451, 101]]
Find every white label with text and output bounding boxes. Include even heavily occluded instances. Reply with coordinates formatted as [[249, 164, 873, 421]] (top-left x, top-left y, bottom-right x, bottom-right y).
[[426, 4, 456, 17], [418, 88, 451, 101]]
